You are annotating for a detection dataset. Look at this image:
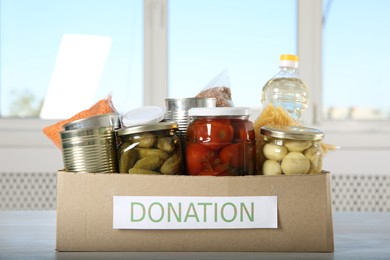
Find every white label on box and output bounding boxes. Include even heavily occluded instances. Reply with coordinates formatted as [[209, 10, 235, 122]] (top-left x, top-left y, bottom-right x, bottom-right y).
[[113, 196, 277, 229]]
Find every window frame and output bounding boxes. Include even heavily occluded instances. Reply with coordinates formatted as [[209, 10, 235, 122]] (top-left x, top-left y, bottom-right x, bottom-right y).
[[1, 0, 389, 174]]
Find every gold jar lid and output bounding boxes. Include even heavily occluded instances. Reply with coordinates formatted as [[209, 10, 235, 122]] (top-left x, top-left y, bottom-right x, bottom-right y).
[[260, 125, 324, 141]]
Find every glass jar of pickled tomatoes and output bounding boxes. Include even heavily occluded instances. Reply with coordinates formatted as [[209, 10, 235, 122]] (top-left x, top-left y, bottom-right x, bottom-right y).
[[186, 107, 256, 176]]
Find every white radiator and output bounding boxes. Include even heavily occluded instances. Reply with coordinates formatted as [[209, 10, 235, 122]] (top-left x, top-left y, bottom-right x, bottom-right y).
[[1, 172, 389, 212]]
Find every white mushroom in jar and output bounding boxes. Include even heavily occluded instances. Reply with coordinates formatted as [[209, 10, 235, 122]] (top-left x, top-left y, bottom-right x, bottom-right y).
[[262, 160, 282, 176], [284, 140, 312, 152], [281, 152, 310, 175], [304, 146, 323, 174], [263, 143, 288, 161]]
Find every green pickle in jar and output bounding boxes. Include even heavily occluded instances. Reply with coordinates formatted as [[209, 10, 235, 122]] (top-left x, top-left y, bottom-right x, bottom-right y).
[[259, 125, 324, 175], [186, 107, 256, 176], [116, 122, 182, 175]]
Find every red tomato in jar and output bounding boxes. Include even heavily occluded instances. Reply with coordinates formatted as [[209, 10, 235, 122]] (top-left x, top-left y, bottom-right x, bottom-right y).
[[246, 142, 256, 175], [220, 142, 256, 175], [192, 119, 234, 150], [220, 143, 244, 168], [186, 143, 218, 175], [211, 162, 230, 176], [186, 123, 195, 142], [232, 120, 255, 142]]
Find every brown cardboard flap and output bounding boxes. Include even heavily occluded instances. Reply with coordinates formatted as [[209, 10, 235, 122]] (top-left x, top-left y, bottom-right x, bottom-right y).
[[56, 172, 334, 252]]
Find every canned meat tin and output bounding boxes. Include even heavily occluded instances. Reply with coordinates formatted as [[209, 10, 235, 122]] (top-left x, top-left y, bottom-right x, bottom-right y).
[[186, 107, 256, 176], [116, 122, 182, 175], [259, 125, 324, 175]]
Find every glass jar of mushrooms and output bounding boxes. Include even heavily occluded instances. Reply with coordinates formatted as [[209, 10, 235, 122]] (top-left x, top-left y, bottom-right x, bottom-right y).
[[259, 125, 324, 175]]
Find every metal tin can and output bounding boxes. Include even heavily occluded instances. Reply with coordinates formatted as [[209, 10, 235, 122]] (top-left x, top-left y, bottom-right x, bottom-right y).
[[60, 127, 118, 173], [259, 125, 324, 175], [186, 107, 256, 176], [164, 98, 216, 165], [116, 122, 182, 175]]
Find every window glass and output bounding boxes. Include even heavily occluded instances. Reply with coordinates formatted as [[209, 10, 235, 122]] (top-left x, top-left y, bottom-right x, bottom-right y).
[[0, 0, 143, 118], [168, 0, 297, 108], [323, 0, 390, 120]]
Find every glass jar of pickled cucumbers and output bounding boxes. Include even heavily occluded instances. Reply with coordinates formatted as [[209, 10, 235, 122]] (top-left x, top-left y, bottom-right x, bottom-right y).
[[259, 125, 324, 175], [116, 122, 182, 175]]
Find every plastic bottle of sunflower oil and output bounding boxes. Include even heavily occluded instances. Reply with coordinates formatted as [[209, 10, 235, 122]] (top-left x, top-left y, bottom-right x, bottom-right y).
[[261, 54, 309, 121]]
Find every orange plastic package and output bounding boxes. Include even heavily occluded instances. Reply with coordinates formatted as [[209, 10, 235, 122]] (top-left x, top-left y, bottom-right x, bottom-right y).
[[43, 96, 116, 149]]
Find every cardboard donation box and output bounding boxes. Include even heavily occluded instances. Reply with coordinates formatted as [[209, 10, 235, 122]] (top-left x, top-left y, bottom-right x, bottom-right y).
[[56, 171, 334, 252]]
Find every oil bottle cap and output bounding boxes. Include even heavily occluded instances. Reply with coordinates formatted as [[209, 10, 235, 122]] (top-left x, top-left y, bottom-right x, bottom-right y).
[[279, 54, 299, 69]]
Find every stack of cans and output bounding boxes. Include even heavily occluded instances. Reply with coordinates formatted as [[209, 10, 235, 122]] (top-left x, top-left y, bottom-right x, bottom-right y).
[[164, 98, 216, 162], [60, 113, 122, 173]]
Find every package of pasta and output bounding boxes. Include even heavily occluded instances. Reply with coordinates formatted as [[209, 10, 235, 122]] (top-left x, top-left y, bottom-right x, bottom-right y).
[[195, 69, 234, 107]]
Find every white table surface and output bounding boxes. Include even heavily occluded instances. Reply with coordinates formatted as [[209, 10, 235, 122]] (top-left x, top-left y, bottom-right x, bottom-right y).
[[0, 211, 389, 260]]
